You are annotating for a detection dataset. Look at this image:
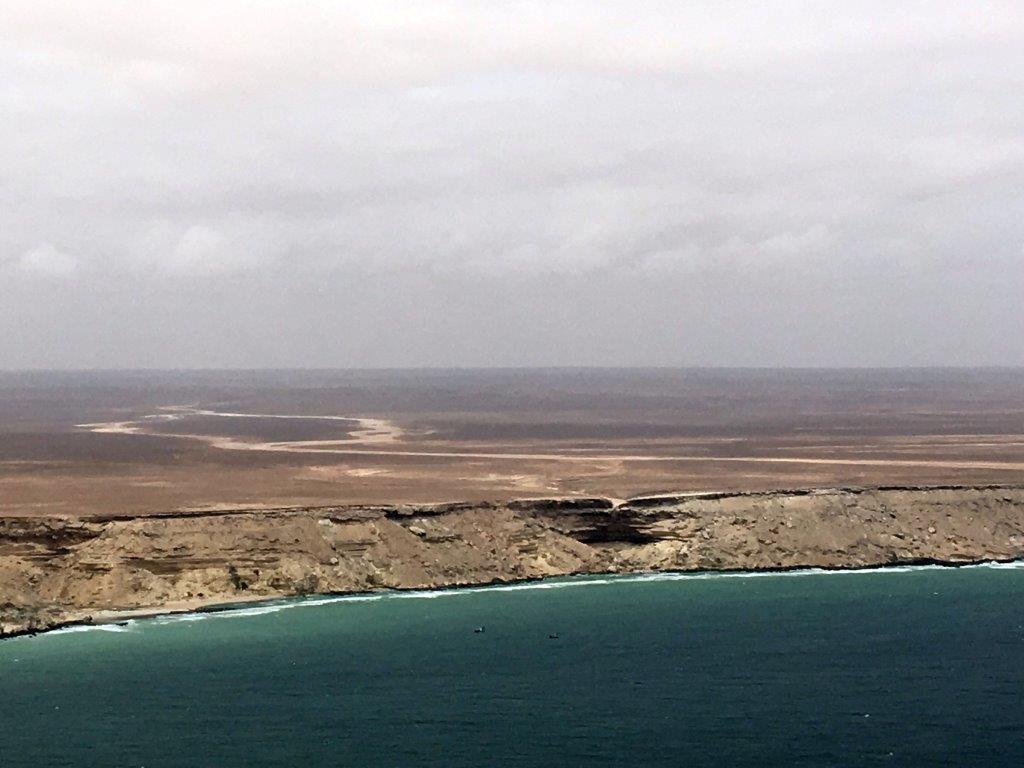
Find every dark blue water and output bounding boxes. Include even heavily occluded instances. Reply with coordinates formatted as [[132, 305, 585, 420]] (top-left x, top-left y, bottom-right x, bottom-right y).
[[2, 566, 1024, 767]]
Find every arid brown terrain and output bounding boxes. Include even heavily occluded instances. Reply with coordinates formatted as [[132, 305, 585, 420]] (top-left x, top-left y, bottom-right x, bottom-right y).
[[2, 368, 1024, 515], [2, 369, 1023, 636]]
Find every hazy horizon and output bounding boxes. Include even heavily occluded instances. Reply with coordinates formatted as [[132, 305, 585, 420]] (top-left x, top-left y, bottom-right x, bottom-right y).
[[4, 364, 1024, 374], [4, 2, 1023, 369]]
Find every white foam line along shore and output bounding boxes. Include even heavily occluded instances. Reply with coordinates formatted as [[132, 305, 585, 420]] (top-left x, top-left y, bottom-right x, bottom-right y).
[[30, 560, 1024, 639]]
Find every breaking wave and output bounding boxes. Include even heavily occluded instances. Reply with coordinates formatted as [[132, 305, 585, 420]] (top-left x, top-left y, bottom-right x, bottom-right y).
[[33, 559, 1024, 637]]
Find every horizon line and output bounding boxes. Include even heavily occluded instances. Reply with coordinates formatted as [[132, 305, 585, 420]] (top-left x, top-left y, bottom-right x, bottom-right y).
[[2, 364, 1023, 374]]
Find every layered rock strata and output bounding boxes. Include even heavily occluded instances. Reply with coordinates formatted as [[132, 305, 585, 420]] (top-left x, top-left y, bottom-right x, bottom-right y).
[[3, 485, 1023, 637]]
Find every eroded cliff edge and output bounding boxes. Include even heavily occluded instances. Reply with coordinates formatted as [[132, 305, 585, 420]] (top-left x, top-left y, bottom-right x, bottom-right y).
[[3, 485, 1024, 637]]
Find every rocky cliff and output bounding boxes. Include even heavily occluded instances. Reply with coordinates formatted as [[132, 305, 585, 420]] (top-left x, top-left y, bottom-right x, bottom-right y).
[[3, 485, 1024, 637]]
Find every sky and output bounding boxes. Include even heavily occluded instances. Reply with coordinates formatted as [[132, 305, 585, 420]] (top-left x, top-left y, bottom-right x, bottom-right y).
[[2, 1, 1023, 369]]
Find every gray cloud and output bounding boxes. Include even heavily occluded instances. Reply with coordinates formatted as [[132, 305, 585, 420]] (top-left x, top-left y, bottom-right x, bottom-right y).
[[2, 1, 1023, 367], [17, 243, 79, 278]]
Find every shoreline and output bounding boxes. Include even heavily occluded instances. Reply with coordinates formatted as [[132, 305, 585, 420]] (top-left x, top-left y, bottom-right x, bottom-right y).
[[4, 484, 1024, 640], [9, 553, 1024, 642]]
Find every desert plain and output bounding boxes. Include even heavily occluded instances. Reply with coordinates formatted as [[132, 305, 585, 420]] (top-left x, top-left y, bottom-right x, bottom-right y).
[[2, 368, 1023, 517]]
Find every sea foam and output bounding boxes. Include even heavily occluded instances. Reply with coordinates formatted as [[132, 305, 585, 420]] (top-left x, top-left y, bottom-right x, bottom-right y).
[[29, 559, 1024, 637]]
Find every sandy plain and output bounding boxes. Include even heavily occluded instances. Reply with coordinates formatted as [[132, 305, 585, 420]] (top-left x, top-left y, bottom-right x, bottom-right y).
[[2, 368, 1022, 517]]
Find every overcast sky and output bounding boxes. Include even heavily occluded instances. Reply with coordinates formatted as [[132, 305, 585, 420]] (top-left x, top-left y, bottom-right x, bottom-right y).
[[2, 1, 1023, 368]]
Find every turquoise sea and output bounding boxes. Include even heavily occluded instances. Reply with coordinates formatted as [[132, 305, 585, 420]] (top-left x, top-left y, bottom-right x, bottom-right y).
[[2, 565, 1024, 767]]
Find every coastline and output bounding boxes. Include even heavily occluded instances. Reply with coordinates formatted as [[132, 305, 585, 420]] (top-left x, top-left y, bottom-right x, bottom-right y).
[[10, 554, 1024, 641], [4, 484, 1024, 639]]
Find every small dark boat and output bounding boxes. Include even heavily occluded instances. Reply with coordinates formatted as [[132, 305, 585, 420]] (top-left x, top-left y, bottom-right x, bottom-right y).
[[473, 626, 485, 634]]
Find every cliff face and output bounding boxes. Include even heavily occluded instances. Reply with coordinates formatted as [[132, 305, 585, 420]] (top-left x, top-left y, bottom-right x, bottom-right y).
[[3, 486, 1024, 637]]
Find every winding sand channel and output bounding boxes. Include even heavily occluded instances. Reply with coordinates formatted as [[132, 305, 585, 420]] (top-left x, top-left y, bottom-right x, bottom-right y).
[[75, 407, 1024, 474]]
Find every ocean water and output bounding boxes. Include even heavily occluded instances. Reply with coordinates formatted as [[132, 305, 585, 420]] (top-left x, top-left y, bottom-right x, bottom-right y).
[[2, 566, 1024, 767]]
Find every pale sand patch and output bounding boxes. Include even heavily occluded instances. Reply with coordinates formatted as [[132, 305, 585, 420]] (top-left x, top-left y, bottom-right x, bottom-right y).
[[74, 420, 143, 435], [344, 468, 390, 478], [297, 465, 392, 481], [460, 473, 551, 491], [77, 407, 404, 452]]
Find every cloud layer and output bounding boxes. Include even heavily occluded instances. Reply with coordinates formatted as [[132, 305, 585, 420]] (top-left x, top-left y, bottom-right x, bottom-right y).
[[2, 1, 1023, 367]]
